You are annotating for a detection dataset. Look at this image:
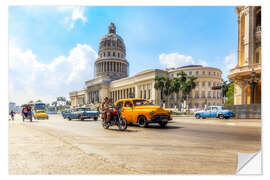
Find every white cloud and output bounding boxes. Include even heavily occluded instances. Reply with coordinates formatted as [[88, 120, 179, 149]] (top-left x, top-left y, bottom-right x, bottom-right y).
[[57, 7, 87, 30], [222, 52, 237, 80], [159, 52, 195, 68], [9, 43, 97, 105], [197, 59, 208, 66], [159, 52, 209, 68], [224, 53, 237, 70]]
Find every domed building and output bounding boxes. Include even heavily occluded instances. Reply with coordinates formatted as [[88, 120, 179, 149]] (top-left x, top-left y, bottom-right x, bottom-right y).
[[95, 22, 129, 79], [70, 22, 224, 109]]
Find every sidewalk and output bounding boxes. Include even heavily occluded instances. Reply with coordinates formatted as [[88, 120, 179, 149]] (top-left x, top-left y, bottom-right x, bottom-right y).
[[172, 117, 261, 128]]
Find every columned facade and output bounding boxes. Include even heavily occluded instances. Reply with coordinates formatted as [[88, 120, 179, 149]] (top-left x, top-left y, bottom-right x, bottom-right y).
[[229, 6, 261, 105]]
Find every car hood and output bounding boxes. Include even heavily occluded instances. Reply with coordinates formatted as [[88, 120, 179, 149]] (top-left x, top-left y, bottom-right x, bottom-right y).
[[134, 106, 169, 113], [36, 112, 47, 116], [85, 111, 98, 114]]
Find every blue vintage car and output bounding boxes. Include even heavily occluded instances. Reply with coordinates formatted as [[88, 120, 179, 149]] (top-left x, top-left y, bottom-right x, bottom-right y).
[[194, 106, 234, 119], [61, 109, 71, 119], [65, 107, 99, 121]]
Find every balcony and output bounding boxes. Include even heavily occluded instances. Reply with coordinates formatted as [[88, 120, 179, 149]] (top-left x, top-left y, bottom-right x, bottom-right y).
[[229, 63, 261, 79]]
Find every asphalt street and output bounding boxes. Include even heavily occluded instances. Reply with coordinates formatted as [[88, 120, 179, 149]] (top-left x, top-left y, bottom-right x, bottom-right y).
[[8, 114, 261, 174]]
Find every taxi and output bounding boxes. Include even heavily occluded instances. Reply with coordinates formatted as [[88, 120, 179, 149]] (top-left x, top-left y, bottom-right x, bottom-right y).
[[114, 98, 172, 128], [33, 110, 49, 120]]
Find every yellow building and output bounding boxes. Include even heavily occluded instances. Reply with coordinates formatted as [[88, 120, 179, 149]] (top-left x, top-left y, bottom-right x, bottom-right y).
[[228, 6, 261, 105]]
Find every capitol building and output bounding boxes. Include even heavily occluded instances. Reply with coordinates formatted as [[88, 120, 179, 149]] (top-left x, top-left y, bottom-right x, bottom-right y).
[[70, 22, 223, 109]]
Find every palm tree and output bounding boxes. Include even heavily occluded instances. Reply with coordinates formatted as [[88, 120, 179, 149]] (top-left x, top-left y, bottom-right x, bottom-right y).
[[154, 76, 166, 104], [177, 71, 197, 110], [170, 77, 181, 105]]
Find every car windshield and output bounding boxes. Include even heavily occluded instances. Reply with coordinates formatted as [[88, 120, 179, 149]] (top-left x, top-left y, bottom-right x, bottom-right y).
[[34, 103, 46, 110], [133, 100, 151, 106]]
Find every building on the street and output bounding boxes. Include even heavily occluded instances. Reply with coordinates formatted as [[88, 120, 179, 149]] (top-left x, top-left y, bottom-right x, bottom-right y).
[[228, 6, 261, 105], [70, 22, 223, 109]]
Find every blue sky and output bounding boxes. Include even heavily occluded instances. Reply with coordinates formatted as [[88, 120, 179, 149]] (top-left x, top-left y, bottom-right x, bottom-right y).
[[9, 6, 238, 104]]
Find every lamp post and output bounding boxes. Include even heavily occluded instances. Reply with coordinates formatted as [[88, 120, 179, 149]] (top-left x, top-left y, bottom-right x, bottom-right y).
[[247, 70, 260, 104]]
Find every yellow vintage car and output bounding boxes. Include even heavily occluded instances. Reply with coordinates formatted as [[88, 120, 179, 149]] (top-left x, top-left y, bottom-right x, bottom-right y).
[[114, 98, 172, 128], [33, 110, 49, 120]]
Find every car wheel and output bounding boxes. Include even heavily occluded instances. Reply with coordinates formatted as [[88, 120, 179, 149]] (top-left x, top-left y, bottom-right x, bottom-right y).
[[224, 117, 230, 119], [80, 118, 84, 121], [137, 116, 148, 128], [195, 114, 200, 119], [68, 117, 71, 121], [159, 121, 168, 128], [94, 117, 98, 121], [218, 114, 224, 119]]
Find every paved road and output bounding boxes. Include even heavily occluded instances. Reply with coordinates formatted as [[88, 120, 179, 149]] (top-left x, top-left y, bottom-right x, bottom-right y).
[[9, 114, 261, 174]]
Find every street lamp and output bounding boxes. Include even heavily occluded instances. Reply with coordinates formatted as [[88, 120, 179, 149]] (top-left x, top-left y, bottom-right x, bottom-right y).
[[247, 70, 260, 104]]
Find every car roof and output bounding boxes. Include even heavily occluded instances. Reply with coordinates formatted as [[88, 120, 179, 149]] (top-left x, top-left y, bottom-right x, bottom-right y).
[[115, 98, 144, 103]]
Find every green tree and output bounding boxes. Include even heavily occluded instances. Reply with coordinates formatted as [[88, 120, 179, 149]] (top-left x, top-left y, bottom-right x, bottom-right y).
[[154, 76, 174, 106], [225, 83, 234, 105], [154, 76, 166, 103], [177, 71, 197, 107], [170, 77, 181, 105]]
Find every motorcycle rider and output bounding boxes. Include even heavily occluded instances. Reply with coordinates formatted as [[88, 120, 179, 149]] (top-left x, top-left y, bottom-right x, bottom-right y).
[[22, 105, 28, 118], [10, 110, 15, 120], [102, 97, 109, 123]]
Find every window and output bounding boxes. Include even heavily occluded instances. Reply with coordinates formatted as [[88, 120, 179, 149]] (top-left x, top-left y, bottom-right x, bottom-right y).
[[195, 91, 199, 98], [108, 52, 110, 56], [124, 101, 132, 107], [203, 71, 205, 75], [113, 52, 115, 57], [196, 71, 199, 76], [118, 53, 120, 57], [201, 91, 205, 98], [103, 52, 105, 57], [208, 82, 211, 86], [196, 82, 200, 87], [202, 82, 205, 86], [213, 72, 216, 76], [256, 52, 260, 63], [189, 71, 192, 75], [148, 89, 151, 99], [208, 72, 211, 76], [208, 91, 211, 98], [140, 90, 142, 98], [116, 102, 123, 109]]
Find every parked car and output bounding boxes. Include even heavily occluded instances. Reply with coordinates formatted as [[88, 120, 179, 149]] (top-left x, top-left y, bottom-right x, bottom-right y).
[[114, 98, 172, 128], [61, 109, 71, 119], [65, 107, 98, 121], [194, 106, 234, 119]]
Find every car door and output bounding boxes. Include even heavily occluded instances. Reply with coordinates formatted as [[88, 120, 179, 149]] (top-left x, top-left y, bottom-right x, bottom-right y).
[[203, 107, 211, 117], [122, 100, 133, 123], [211, 107, 218, 117]]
